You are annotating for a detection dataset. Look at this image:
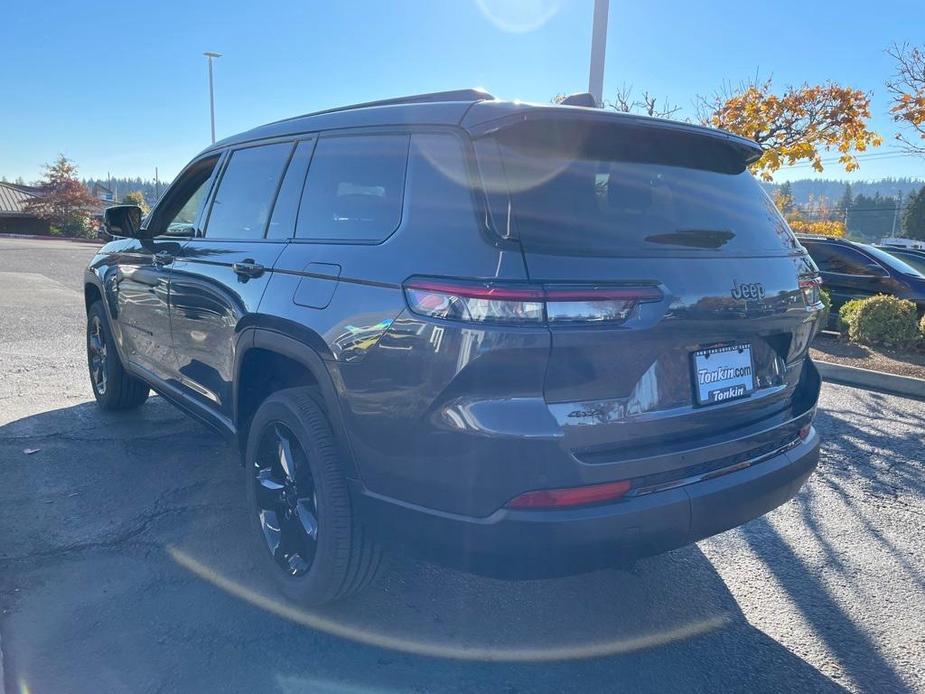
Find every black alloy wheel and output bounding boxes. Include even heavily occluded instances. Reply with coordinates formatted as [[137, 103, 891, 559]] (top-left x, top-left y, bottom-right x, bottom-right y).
[[252, 422, 320, 576]]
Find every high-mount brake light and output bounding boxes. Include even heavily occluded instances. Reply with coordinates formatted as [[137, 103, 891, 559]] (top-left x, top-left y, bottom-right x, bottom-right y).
[[403, 279, 662, 325]]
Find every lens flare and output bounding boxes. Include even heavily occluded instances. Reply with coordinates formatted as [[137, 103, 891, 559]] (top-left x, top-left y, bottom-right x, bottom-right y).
[[169, 545, 729, 662], [474, 0, 561, 33]]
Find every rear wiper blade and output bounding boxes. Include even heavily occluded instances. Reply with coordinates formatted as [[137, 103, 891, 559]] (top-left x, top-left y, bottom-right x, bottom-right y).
[[645, 228, 735, 249]]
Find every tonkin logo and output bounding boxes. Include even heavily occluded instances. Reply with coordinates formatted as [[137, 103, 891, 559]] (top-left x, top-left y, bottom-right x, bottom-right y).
[[731, 280, 765, 301]]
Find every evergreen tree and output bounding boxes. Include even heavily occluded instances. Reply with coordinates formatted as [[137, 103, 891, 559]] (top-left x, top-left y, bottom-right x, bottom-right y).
[[777, 181, 795, 214], [837, 183, 853, 220], [903, 186, 925, 241]]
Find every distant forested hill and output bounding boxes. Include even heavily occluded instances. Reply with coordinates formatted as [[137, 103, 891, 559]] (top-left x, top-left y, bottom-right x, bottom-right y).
[[761, 178, 923, 205]]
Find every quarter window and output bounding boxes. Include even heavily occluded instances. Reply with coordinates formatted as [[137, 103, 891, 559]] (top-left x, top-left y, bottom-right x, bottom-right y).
[[205, 143, 293, 240], [296, 134, 410, 242]]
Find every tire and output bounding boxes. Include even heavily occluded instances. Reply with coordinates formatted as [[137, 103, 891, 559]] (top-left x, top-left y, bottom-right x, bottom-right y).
[[86, 301, 150, 410], [244, 387, 383, 605]]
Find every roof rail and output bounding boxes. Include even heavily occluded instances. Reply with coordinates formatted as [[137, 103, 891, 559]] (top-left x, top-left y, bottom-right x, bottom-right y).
[[276, 88, 495, 124]]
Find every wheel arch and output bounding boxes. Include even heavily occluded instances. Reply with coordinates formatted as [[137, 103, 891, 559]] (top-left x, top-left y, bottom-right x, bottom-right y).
[[84, 281, 103, 313], [234, 325, 358, 478]]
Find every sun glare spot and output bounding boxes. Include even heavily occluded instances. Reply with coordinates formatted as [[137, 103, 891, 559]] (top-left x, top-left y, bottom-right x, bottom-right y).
[[474, 0, 561, 33]]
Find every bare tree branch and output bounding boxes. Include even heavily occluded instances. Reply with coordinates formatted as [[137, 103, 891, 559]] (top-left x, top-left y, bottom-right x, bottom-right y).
[[605, 84, 680, 119], [886, 42, 925, 156]]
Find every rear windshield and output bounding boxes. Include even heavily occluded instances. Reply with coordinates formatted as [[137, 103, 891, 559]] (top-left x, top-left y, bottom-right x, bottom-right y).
[[479, 120, 797, 256], [865, 245, 925, 277]]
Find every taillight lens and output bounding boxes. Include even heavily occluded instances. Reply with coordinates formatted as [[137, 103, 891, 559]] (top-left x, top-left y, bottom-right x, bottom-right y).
[[404, 280, 544, 324], [799, 276, 822, 306], [403, 278, 662, 325], [506, 480, 632, 509]]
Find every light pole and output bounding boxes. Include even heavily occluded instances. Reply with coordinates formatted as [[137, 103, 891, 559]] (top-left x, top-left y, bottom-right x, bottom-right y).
[[204, 51, 222, 144], [588, 0, 609, 106]]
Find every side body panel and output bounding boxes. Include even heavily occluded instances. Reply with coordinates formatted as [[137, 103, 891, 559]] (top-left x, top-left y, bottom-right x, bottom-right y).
[[259, 129, 539, 512], [169, 239, 287, 419], [104, 236, 186, 381]]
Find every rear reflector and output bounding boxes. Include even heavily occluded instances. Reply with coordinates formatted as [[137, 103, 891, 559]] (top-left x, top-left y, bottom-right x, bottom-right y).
[[506, 480, 632, 509], [404, 278, 662, 325]]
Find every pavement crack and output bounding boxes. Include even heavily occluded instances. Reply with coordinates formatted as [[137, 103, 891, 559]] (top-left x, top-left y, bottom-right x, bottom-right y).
[[0, 502, 228, 564]]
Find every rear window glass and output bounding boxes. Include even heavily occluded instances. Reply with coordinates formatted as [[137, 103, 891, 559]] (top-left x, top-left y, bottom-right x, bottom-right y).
[[481, 121, 797, 256]]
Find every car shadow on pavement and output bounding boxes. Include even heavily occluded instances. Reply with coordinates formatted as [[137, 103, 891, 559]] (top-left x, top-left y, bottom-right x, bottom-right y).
[[0, 398, 856, 693]]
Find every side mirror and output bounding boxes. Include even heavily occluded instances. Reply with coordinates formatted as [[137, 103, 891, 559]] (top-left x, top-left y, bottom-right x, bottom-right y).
[[103, 205, 143, 238]]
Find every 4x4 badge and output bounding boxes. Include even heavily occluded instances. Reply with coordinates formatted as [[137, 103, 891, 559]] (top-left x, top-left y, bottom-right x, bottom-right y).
[[731, 280, 765, 301]]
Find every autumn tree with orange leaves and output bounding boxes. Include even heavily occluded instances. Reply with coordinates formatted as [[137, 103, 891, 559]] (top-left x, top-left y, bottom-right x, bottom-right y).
[[887, 42, 925, 156], [26, 155, 100, 238], [772, 187, 846, 237], [700, 79, 882, 181]]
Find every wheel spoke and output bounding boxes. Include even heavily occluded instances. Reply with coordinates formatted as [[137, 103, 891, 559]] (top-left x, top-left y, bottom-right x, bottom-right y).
[[276, 426, 295, 480], [255, 468, 285, 509], [287, 553, 310, 575], [295, 499, 319, 541], [258, 509, 282, 557]]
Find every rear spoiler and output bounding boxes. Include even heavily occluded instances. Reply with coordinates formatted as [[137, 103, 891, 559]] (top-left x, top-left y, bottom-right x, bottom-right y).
[[463, 104, 763, 170]]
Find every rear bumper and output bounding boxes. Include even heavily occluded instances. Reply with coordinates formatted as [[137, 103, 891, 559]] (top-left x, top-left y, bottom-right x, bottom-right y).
[[351, 428, 819, 578]]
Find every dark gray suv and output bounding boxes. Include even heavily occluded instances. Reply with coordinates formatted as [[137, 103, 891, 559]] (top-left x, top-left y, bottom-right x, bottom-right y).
[[85, 89, 823, 604]]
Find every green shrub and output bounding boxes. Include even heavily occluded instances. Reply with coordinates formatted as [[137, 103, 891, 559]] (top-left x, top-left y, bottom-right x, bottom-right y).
[[819, 288, 832, 315], [850, 295, 919, 349], [919, 313, 925, 339], [818, 288, 832, 327], [838, 298, 865, 335]]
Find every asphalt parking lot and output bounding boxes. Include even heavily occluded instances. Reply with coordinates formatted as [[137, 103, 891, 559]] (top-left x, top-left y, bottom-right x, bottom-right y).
[[1, 236, 923, 694]]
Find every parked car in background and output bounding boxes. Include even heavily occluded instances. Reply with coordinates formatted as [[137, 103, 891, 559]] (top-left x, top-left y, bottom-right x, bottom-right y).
[[85, 89, 824, 605], [797, 236, 925, 317], [875, 245, 925, 276]]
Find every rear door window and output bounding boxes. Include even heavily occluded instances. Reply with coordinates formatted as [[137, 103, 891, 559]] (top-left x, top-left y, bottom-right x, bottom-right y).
[[807, 243, 886, 276], [295, 134, 410, 242], [205, 142, 294, 240], [479, 120, 797, 256]]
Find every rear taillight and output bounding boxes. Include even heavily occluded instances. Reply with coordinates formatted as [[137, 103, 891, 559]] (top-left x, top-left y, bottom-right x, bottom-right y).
[[799, 276, 822, 307], [506, 480, 632, 509], [403, 278, 662, 325]]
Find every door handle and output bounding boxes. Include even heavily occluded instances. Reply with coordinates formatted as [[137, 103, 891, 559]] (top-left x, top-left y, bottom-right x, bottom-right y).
[[233, 260, 265, 278], [154, 251, 174, 266]]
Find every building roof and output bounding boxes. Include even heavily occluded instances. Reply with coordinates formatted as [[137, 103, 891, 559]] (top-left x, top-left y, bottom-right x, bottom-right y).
[[0, 182, 42, 217], [200, 89, 762, 164]]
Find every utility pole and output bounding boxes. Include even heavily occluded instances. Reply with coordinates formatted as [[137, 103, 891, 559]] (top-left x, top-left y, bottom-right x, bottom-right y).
[[588, 0, 609, 106], [204, 52, 222, 144], [892, 192, 903, 236], [155, 167, 160, 199]]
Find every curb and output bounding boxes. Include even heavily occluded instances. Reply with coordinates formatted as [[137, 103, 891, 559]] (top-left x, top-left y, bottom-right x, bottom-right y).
[[815, 360, 925, 401], [0, 233, 102, 245]]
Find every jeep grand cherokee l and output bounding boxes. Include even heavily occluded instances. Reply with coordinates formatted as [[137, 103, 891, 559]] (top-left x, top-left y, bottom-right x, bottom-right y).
[[85, 89, 823, 605]]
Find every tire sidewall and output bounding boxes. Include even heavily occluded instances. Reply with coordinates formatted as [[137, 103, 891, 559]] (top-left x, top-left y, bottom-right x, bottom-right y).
[[244, 392, 349, 604]]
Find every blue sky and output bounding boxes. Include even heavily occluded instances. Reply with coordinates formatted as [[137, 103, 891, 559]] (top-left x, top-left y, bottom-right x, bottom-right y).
[[2, 0, 923, 183]]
